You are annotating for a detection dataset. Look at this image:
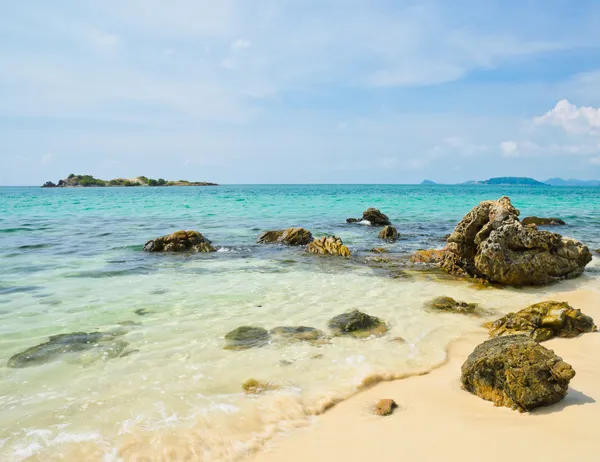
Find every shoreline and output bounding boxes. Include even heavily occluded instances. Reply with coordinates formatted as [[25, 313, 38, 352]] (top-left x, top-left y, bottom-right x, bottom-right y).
[[251, 287, 600, 462]]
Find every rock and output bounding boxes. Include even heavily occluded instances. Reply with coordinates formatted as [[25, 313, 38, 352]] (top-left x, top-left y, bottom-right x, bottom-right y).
[[595, 248, 600, 255], [144, 230, 216, 253], [41, 181, 57, 188], [378, 226, 398, 241], [242, 378, 280, 394], [257, 227, 313, 246], [134, 308, 149, 316], [374, 399, 398, 416], [346, 218, 360, 224], [425, 296, 478, 314], [270, 326, 327, 343], [461, 335, 575, 411], [371, 247, 388, 254], [439, 196, 591, 285], [7, 331, 127, 368], [410, 249, 445, 264], [362, 208, 391, 226], [224, 326, 270, 350], [306, 236, 351, 257], [487, 301, 597, 342], [522, 216, 566, 226], [328, 310, 388, 337]]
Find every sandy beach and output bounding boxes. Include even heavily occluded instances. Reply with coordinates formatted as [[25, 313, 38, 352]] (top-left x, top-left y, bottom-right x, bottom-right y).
[[252, 288, 600, 462]]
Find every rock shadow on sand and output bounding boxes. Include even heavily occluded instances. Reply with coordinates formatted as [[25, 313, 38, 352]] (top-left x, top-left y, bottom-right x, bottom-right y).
[[530, 388, 596, 415]]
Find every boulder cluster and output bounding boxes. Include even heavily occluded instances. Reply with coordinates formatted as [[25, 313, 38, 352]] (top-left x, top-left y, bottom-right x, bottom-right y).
[[144, 230, 216, 253]]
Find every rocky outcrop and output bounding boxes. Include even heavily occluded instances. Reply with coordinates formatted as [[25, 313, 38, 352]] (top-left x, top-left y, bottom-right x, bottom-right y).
[[144, 230, 216, 253], [461, 335, 575, 411], [439, 196, 591, 285], [378, 226, 399, 241], [425, 296, 478, 314], [375, 399, 398, 416], [41, 181, 57, 188], [522, 216, 566, 226], [347, 208, 391, 226], [224, 326, 270, 350], [306, 236, 351, 257], [487, 301, 596, 342], [410, 249, 445, 264], [8, 331, 128, 368], [328, 310, 387, 337], [257, 228, 313, 246], [371, 247, 388, 254]]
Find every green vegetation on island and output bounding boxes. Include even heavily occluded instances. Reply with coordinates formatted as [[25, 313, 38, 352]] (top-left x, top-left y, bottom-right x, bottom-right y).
[[462, 177, 546, 186], [42, 174, 218, 188]]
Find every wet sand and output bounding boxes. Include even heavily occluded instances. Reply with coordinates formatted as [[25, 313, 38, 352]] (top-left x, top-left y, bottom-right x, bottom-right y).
[[252, 289, 600, 462]]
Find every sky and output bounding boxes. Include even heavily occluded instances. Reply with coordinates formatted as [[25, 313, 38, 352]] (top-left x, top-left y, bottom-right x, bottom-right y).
[[2, 0, 600, 185]]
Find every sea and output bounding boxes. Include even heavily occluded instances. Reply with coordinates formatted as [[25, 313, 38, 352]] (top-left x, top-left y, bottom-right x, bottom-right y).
[[1, 184, 599, 461]]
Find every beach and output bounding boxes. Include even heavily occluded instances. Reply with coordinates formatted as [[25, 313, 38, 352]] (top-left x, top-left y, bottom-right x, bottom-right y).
[[253, 288, 600, 462], [0, 184, 599, 461]]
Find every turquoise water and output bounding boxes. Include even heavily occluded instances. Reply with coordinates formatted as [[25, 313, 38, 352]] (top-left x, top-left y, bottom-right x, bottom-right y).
[[1, 185, 599, 461]]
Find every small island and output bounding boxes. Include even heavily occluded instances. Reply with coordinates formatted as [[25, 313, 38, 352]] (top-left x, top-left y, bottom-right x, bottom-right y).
[[420, 179, 437, 185], [41, 174, 218, 188], [462, 177, 547, 186]]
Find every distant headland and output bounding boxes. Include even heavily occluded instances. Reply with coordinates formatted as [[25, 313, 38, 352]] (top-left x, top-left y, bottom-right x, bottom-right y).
[[41, 174, 218, 188], [421, 177, 599, 186]]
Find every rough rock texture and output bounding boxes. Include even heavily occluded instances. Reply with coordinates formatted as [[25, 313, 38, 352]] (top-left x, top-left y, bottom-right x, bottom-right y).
[[144, 230, 216, 253], [439, 196, 591, 285], [346, 218, 360, 223], [328, 310, 387, 337], [425, 296, 478, 314], [8, 331, 128, 368], [595, 248, 600, 255], [242, 379, 280, 394], [257, 227, 313, 246], [306, 236, 351, 257], [410, 249, 445, 264], [522, 216, 566, 226], [487, 301, 597, 342], [378, 226, 399, 241], [362, 208, 391, 226], [375, 399, 398, 416], [270, 326, 327, 343], [461, 335, 575, 411], [371, 247, 388, 254], [224, 326, 270, 350]]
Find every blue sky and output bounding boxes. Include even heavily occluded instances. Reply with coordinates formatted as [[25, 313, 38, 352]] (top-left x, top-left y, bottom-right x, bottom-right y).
[[2, 0, 600, 185]]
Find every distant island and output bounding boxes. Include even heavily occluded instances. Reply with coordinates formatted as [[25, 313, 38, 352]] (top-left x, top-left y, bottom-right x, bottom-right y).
[[463, 177, 547, 186], [420, 179, 437, 185], [41, 174, 218, 188], [545, 178, 600, 187]]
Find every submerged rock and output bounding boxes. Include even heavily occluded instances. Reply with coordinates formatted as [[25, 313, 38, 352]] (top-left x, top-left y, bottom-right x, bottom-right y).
[[378, 226, 399, 241], [375, 399, 398, 416], [8, 331, 127, 368], [270, 326, 327, 343], [425, 296, 478, 314], [257, 227, 313, 246], [242, 378, 280, 394], [439, 196, 591, 285], [461, 335, 575, 411], [346, 218, 360, 224], [522, 216, 566, 226], [306, 236, 351, 257], [224, 326, 270, 350], [410, 249, 445, 264], [487, 301, 596, 342], [328, 310, 387, 337], [371, 247, 388, 254], [144, 230, 216, 253]]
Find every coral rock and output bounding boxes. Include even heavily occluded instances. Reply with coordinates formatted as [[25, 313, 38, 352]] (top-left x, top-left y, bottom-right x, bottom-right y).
[[378, 226, 399, 241], [375, 399, 398, 416], [257, 228, 313, 246], [144, 230, 216, 253], [306, 236, 351, 257]]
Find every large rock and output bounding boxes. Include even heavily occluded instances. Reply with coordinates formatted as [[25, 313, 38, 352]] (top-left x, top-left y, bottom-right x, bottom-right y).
[[144, 230, 216, 253], [8, 331, 128, 368], [306, 236, 351, 257], [522, 216, 566, 226], [439, 196, 591, 285], [257, 228, 313, 246], [41, 181, 57, 188], [328, 310, 387, 337], [270, 326, 326, 343], [378, 226, 399, 241], [224, 326, 270, 350], [347, 208, 391, 226], [425, 296, 478, 314], [461, 335, 575, 411], [487, 301, 596, 342]]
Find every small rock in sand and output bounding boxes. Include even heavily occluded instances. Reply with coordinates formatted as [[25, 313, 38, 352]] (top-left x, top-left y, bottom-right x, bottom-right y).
[[374, 399, 398, 416]]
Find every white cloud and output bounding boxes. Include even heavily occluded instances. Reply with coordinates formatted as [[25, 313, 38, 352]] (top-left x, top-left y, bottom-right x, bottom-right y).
[[534, 99, 600, 134], [500, 141, 518, 156], [590, 157, 600, 165], [231, 39, 251, 51]]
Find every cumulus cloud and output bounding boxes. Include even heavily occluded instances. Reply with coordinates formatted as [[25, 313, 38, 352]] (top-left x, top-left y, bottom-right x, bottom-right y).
[[534, 99, 600, 134]]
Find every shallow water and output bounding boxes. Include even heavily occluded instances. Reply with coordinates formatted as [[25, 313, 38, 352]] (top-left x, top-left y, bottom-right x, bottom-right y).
[[0, 185, 599, 461]]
